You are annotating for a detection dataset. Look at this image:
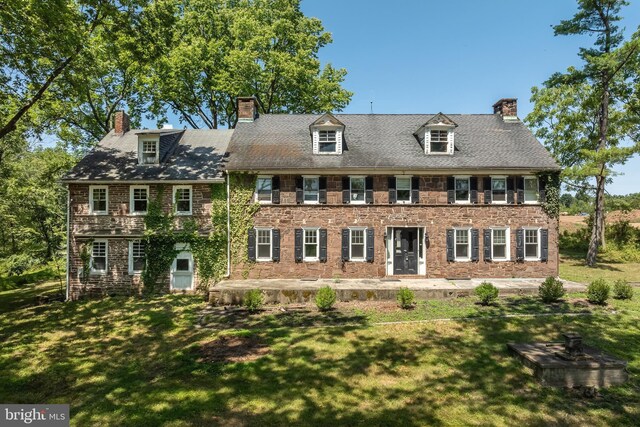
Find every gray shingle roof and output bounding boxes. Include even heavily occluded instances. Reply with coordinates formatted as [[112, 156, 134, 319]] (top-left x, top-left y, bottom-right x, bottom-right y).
[[226, 114, 560, 171], [63, 129, 233, 182]]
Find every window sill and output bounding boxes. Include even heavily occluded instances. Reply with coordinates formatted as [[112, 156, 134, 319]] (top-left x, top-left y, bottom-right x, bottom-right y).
[[175, 212, 192, 216], [89, 212, 108, 216], [257, 200, 272, 205], [130, 212, 147, 216], [303, 258, 319, 262], [303, 201, 319, 205], [348, 258, 367, 262], [256, 258, 273, 262], [454, 258, 471, 262], [491, 258, 511, 262], [491, 201, 507, 205], [395, 200, 412, 204], [128, 271, 142, 275], [524, 257, 541, 262], [90, 271, 107, 276], [454, 201, 470, 205]]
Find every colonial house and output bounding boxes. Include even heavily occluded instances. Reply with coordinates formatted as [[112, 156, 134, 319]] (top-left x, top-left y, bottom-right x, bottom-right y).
[[63, 96, 560, 299], [227, 97, 560, 280]]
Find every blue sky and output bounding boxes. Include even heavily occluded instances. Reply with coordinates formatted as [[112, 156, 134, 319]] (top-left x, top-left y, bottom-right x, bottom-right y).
[[299, 0, 640, 195]]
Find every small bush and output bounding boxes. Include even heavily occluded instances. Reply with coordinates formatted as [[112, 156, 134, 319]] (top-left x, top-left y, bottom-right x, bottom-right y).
[[539, 276, 565, 303], [244, 289, 264, 312], [475, 282, 499, 306], [396, 287, 415, 309], [587, 279, 610, 305], [315, 286, 337, 311], [613, 279, 634, 300]]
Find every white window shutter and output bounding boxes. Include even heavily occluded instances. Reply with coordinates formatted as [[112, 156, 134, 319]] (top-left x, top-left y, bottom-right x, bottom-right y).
[[425, 130, 431, 154], [312, 130, 319, 154], [448, 130, 455, 155], [336, 129, 343, 154]]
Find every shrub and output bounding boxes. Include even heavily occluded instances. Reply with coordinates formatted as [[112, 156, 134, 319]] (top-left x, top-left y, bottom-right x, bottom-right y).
[[396, 287, 415, 309], [315, 286, 337, 311], [538, 276, 565, 303], [1, 254, 38, 277], [475, 282, 499, 306], [587, 279, 610, 305], [613, 279, 634, 300], [244, 289, 264, 312]]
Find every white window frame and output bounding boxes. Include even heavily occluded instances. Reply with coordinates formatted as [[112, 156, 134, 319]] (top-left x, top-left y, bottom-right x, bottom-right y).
[[524, 177, 540, 204], [318, 130, 338, 153], [349, 227, 367, 262], [255, 176, 273, 204], [312, 127, 342, 155], [90, 239, 108, 275], [255, 228, 273, 262], [173, 185, 193, 215], [425, 126, 454, 155], [303, 176, 320, 204], [454, 176, 470, 204], [523, 227, 541, 261], [349, 176, 366, 204], [89, 185, 109, 215], [128, 240, 146, 274], [129, 185, 149, 215], [395, 175, 412, 204], [491, 176, 507, 204], [454, 228, 471, 262], [303, 227, 320, 262], [491, 227, 510, 261], [139, 138, 159, 164]]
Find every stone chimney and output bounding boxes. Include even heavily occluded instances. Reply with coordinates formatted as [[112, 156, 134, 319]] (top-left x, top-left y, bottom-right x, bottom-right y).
[[237, 96, 259, 123], [114, 110, 130, 134], [492, 98, 518, 121]]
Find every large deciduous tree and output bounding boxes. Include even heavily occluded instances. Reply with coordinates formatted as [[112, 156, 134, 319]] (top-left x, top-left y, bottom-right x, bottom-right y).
[[143, 0, 352, 128], [526, 0, 640, 266]]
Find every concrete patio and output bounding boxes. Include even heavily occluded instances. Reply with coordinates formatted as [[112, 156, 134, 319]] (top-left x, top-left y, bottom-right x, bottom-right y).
[[209, 278, 586, 305]]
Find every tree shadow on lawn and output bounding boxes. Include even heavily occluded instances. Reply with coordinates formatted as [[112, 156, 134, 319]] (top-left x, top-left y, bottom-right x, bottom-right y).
[[1, 295, 638, 426]]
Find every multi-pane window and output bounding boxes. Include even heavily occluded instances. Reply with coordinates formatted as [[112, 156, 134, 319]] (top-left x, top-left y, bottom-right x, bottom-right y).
[[304, 229, 319, 260], [430, 130, 448, 153], [90, 186, 108, 214], [492, 177, 506, 203], [525, 229, 540, 259], [492, 228, 508, 260], [131, 186, 148, 213], [174, 186, 192, 214], [318, 130, 337, 153], [455, 177, 470, 202], [303, 177, 319, 203], [256, 229, 272, 260], [91, 241, 107, 273], [141, 140, 158, 164], [256, 177, 272, 203], [350, 177, 365, 203], [455, 229, 470, 260], [524, 177, 539, 202], [350, 229, 366, 260], [396, 177, 411, 202], [130, 240, 145, 272]]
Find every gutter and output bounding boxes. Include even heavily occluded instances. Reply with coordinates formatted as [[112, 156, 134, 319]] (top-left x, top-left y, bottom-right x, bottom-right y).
[[225, 170, 231, 278], [65, 185, 70, 301]]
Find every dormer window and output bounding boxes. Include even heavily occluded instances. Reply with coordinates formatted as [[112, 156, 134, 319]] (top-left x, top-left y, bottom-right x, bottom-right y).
[[429, 130, 449, 153], [417, 113, 457, 156], [140, 139, 159, 164], [318, 130, 337, 153]]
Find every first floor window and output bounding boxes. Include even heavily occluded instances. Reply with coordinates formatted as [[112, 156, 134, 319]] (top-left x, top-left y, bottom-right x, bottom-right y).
[[492, 177, 506, 203], [318, 130, 337, 152], [492, 228, 508, 260], [256, 177, 272, 203], [304, 229, 319, 260], [256, 229, 272, 260], [174, 186, 192, 214], [303, 177, 319, 203], [396, 177, 411, 202], [130, 240, 146, 272], [525, 229, 540, 259], [350, 177, 365, 203], [429, 129, 448, 153], [455, 229, 470, 260], [455, 177, 469, 203], [91, 240, 107, 273], [131, 186, 148, 213], [524, 177, 539, 203], [90, 186, 108, 214], [350, 229, 365, 260]]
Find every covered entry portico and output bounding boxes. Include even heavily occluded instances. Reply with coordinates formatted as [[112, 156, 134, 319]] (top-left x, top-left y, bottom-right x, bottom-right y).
[[385, 226, 427, 276]]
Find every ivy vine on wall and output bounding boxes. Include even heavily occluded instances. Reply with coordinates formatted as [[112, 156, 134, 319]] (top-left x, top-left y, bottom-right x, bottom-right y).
[[538, 172, 561, 220], [228, 173, 260, 278]]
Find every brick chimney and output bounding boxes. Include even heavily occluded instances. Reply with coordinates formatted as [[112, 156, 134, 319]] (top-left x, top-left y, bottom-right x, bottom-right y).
[[492, 98, 518, 120], [237, 96, 259, 123], [114, 110, 130, 134]]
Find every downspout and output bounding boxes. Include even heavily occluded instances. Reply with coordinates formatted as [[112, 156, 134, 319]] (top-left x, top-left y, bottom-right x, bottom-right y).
[[65, 185, 71, 301], [225, 170, 231, 278]]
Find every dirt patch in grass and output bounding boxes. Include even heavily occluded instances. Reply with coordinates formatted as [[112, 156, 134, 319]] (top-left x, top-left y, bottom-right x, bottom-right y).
[[197, 335, 270, 363]]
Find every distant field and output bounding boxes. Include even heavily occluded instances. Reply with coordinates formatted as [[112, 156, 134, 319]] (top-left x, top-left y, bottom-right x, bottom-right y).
[[560, 209, 640, 233]]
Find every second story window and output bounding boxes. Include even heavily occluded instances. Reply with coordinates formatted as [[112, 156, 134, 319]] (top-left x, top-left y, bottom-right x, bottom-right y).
[[174, 186, 192, 215], [318, 130, 337, 153], [350, 177, 365, 203], [90, 186, 108, 214], [256, 177, 272, 203], [303, 177, 319, 203], [140, 140, 158, 164], [524, 177, 539, 203], [455, 177, 470, 203], [491, 177, 507, 203], [396, 177, 411, 203], [429, 130, 449, 153]]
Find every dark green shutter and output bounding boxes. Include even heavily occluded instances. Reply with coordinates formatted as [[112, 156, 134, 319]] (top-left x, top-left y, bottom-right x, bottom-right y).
[[517, 177, 525, 204], [541, 229, 549, 262], [470, 177, 478, 204], [507, 176, 515, 204], [342, 177, 350, 204], [471, 229, 479, 261], [341, 229, 350, 261], [319, 177, 327, 204], [272, 229, 280, 262], [447, 176, 455, 204], [483, 177, 492, 204], [365, 176, 374, 204], [319, 229, 328, 262], [366, 228, 375, 262], [539, 178, 547, 203], [516, 228, 524, 261], [294, 228, 303, 262], [295, 177, 303, 204], [411, 177, 420, 203], [247, 228, 256, 261], [446, 229, 454, 262], [483, 229, 491, 261], [388, 177, 396, 204], [272, 176, 280, 204]]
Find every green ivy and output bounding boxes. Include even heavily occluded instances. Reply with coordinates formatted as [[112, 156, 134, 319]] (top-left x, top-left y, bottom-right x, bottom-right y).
[[538, 172, 560, 220], [229, 173, 260, 278], [79, 241, 92, 287]]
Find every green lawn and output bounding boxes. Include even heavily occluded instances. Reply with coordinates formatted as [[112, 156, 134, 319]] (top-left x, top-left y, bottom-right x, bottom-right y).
[[1, 284, 639, 426], [560, 253, 640, 283]]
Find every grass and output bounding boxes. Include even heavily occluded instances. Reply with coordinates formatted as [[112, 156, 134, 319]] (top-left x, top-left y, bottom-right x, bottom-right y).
[[560, 252, 640, 283], [1, 283, 639, 426]]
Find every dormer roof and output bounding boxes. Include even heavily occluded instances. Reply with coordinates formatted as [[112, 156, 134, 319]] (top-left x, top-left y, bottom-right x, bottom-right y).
[[309, 113, 345, 130], [413, 113, 458, 137]]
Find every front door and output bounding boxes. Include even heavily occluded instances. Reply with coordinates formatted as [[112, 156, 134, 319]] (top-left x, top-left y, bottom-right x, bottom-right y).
[[171, 250, 193, 290], [393, 228, 418, 275]]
